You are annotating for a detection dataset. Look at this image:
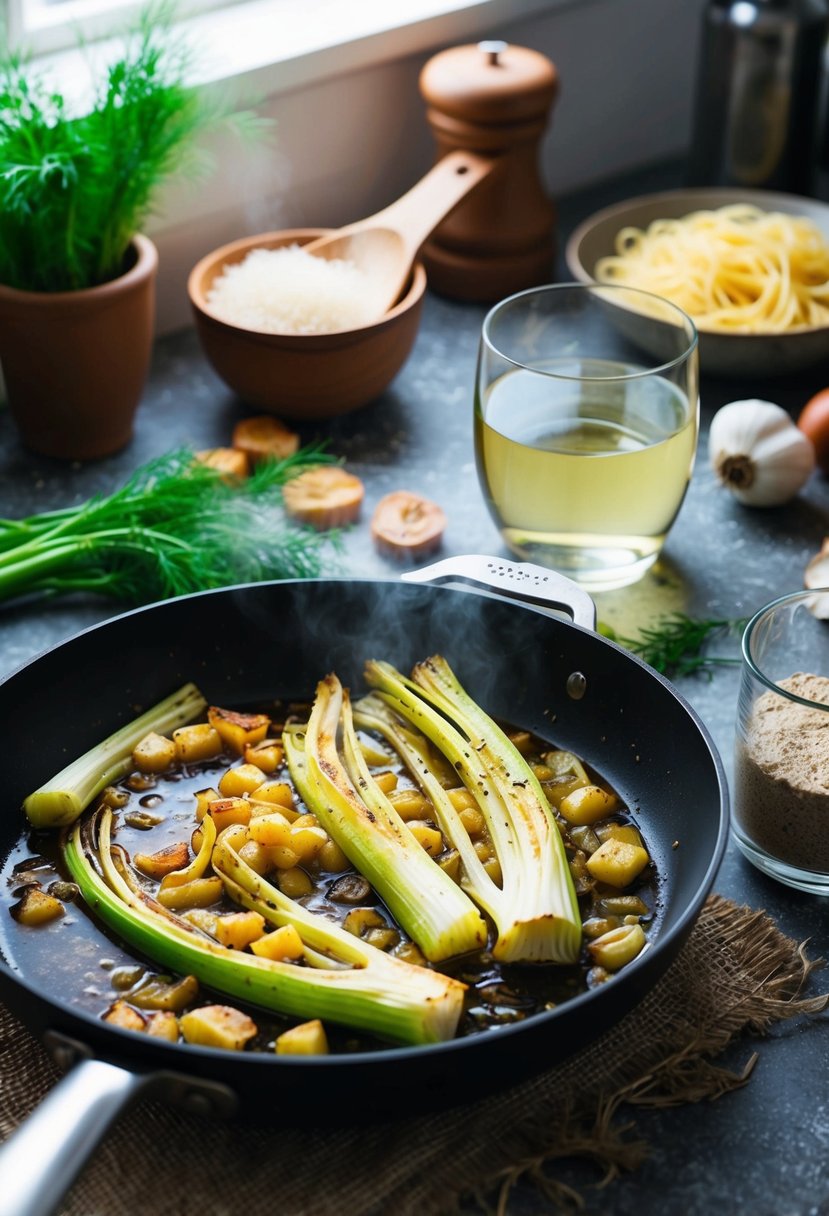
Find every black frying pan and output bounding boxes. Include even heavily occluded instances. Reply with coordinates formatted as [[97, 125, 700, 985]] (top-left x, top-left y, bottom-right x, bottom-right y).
[[0, 557, 729, 1216]]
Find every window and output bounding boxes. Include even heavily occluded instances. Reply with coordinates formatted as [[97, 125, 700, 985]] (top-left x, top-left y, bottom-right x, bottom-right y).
[[4, 0, 565, 80]]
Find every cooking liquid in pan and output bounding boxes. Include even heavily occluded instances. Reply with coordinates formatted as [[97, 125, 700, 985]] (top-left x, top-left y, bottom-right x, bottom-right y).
[[0, 703, 661, 1054]]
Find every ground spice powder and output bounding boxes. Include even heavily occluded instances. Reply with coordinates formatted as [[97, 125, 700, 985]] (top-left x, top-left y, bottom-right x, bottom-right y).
[[734, 672, 829, 873]]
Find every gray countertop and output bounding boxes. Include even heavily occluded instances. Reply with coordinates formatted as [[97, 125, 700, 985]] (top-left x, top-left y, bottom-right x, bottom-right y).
[[1, 161, 828, 1214]]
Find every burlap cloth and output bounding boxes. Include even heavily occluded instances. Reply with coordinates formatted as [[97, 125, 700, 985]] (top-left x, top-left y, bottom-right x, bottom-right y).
[[1, 893, 826, 1216]]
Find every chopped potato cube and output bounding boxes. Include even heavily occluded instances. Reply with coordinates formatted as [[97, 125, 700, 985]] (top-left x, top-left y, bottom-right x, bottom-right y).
[[11, 887, 65, 926], [596, 823, 645, 850], [373, 770, 398, 794], [208, 797, 252, 832], [249, 812, 292, 848], [103, 1000, 146, 1032], [145, 1010, 180, 1041], [319, 839, 349, 872], [559, 784, 619, 825], [157, 876, 224, 910], [408, 821, 444, 857], [458, 805, 485, 837], [587, 923, 647, 970], [276, 867, 313, 898], [275, 1019, 328, 1056], [290, 825, 327, 863], [446, 787, 476, 812], [249, 798, 300, 824], [194, 787, 220, 823], [134, 842, 190, 879], [267, 844, 301, 870], [387, 789, 433, 820], [586, 839, 649, 888], [208, 706, 270, 755], [218, 763, 266, 798], [179, 1004, 258, 1051], [132, 731, 177, 774], [238, 840, 274, 875], [365, 926, 400, 951], [214, 910, 266, 951], [438, 849, 460, 882], [244, 738, 283, 773], [252, 781, 296, 811], [173, 723, 223, 763], [250, 924, 304, 962]]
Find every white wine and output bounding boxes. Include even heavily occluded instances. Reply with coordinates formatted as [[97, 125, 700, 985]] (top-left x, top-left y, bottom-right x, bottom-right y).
[[475, 359, 698, 589]]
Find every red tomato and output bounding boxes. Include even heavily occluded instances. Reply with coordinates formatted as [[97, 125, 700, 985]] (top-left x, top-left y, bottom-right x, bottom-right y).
[[797, 389, 829, 474]]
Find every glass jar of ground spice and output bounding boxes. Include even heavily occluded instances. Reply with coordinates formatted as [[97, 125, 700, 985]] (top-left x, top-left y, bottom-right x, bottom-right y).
[[733, 589, 829, 895]]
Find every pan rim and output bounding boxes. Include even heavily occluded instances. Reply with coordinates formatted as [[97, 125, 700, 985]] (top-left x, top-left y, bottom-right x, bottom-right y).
[[0, 575, 730, 1071]]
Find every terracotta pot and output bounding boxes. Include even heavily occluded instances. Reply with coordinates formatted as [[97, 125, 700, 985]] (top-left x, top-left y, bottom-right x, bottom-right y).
[[0, 235, 158, 460]]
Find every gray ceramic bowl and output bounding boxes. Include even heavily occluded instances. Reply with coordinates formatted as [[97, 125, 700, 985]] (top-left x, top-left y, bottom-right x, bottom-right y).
[[565, 187, 829, 379]]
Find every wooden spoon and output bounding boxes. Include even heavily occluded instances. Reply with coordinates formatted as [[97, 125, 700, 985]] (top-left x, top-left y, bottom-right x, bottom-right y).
[[303, 150, 495, 324]]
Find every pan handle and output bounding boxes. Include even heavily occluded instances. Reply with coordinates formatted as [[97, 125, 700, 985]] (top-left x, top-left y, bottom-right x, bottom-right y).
[[0, 1056, 149, 1216], [402, 555, 597, 631]]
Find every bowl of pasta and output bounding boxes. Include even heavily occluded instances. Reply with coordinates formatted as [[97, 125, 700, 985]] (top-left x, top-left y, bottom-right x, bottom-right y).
[[565, 187, 829, 378]]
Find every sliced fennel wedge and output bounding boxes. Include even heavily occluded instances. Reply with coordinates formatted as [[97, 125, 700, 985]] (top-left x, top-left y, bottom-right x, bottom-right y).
[[64, 812, 465, 1046], [24, 682, 207, 829], [363, 657, 582, 965], [283, 674, 486, 963]]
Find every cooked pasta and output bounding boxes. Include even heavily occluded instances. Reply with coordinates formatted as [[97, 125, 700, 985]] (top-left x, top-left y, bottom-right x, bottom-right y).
[[594, 204, 829, 334]]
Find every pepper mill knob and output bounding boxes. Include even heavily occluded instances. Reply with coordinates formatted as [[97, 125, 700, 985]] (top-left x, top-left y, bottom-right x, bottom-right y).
[[418, 40, 558, 302]]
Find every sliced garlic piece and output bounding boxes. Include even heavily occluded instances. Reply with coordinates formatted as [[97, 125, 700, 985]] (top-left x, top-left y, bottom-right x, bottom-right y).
[[708, 399, 815, 507]]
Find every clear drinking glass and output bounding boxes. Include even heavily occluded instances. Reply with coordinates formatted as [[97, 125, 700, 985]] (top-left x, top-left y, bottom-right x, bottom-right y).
[[474, 283, 699, 590], [733, 588, 829, 895]]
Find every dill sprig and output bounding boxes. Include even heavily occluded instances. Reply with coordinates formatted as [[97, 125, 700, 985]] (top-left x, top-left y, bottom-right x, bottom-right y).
[[0, 447, 338, 607], [0, 6, 261, 291], [613, 613, 747, 678]]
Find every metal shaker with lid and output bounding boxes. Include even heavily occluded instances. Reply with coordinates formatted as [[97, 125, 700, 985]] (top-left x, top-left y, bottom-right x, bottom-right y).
[[418, 40, 558, 302], [687, 0, 829, 195]]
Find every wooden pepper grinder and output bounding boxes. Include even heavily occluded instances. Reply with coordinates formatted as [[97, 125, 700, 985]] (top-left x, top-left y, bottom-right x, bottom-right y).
[[418, 39, 558, 302]]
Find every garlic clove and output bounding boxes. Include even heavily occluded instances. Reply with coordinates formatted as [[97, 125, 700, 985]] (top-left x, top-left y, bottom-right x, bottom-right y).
[[804, 538, 829, 619], [708, 398, 815, 507]]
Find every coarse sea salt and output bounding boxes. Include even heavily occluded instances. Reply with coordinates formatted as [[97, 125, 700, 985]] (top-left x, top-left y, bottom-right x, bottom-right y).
[[207, 244, 376, 335]]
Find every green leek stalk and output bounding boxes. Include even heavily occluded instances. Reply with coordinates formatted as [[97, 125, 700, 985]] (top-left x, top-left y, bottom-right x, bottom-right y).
[[363, 658, 582, 965], [283, 674, 487, 963], [64, 812, 465, 1045], [24, 683, 207, 829]]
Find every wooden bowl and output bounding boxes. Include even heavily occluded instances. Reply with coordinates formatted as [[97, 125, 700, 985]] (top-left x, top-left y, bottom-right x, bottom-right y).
[[188, 229, 427, 420]]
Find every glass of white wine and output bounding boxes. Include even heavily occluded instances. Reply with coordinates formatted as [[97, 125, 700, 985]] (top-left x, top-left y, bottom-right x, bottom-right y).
[[474, 283, 699, 590]]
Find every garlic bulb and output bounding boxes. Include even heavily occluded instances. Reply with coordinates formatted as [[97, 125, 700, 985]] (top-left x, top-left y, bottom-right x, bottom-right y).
[[708, 399, 815, 507]]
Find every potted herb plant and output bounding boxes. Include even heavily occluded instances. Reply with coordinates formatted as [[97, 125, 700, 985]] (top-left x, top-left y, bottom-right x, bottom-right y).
[[0, 10, 239, 460]]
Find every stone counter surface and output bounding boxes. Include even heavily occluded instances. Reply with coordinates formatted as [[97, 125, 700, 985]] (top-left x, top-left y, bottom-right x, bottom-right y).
[[1, 163, 828, 1214]]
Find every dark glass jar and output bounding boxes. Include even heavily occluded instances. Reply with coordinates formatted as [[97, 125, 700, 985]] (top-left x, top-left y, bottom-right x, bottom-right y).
[[687, 0, 829, 195]]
